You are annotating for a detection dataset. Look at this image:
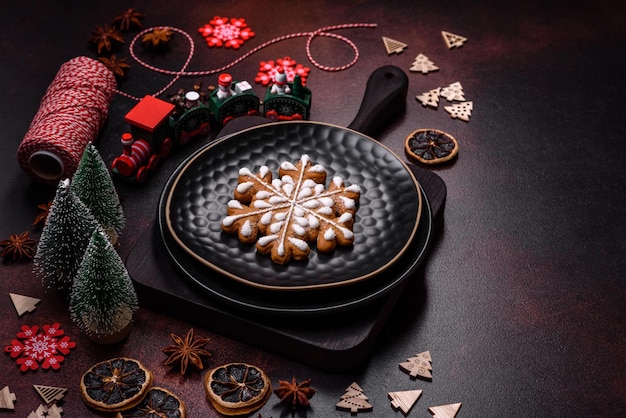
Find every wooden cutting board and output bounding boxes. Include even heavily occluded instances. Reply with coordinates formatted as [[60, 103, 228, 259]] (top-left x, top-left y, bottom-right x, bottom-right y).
[[124, 117, 446, 371]]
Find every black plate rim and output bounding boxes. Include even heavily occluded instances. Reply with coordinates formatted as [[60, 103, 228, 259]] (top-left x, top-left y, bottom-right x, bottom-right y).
[[162, 120, 422, 291]]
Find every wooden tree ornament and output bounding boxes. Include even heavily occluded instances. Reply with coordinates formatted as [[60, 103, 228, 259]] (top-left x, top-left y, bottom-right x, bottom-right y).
[[410, 54, 439, 74], [441, 31, 467, 49], [27, 403, 64, 418], [388, 389, 422, 415], [0, 386, 16, 410], [416, 87, 442, 108], [428, 402, 462, 418], [33, 385, 68, 405], [9, 292, 41, 316], [440, 82, 465, 102], [399, 350, 433, 380], [382, 36, 407, 54], [445, 101, 473, 121], [336, 382, 373, 414]]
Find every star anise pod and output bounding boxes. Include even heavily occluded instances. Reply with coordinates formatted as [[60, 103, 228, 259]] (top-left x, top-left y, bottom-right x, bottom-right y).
[[273, 377, 316, 409], [33, 201, 52, 227], [112, 8, 145, 32], [89, 24, 125, 54], [162, 328, 211, 375], [141, 28, 174, 50], [0, 231, 37, 261], [98, 55, 130, 79]]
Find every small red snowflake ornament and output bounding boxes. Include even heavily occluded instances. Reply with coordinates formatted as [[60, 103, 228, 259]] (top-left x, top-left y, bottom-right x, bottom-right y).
[[198, 16, 255, 49], [4, 323, 76, 372], [255, 56, 311, 87]]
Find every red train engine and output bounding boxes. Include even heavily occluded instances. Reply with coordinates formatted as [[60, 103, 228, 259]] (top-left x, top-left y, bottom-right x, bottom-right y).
[[111, 92, 210, 183]]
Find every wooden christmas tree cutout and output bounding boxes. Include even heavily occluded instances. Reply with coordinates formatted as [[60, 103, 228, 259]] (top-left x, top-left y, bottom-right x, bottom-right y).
[[388, 389, 422, 415], [445, 101, 473, 121], [0, 386, 16, 410], [410, 54, 439, 74], [10, 292, 41, 316], [440, 82, 465, 101], [416, 87, 441, 108], [399, 350, 433, 380], [442, 31, 467, 49], [27, 403, 64, 418], [336, 382, 373, 414], [34, 385, 68, 405], [382, 36, 408, 54], [428, 402, 462, 418]]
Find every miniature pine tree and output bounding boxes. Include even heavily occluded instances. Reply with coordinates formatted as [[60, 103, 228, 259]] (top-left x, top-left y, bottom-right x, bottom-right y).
[[34, 178, 99, 291], [70, 227, 138, 340], [71, 142, 125, 242]]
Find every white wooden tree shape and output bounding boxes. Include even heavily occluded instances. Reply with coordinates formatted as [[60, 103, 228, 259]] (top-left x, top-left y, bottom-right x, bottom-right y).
[[416, 87, 441, 108], [382, 36, 407, 54], [9, 293, 41, 316], [440, 82, 465, 101], [410, 54, 439, 74], [27, 403, 64, 418], [445, 101, 473, 121], [336, 382, 373, 414], [0, 386, 16, 410], [429, 402, 462, 418], [441, 31, 467, 49], [388, 389, 422, 415], [399, 350, 433, 380], [34, 385, 68, 405]]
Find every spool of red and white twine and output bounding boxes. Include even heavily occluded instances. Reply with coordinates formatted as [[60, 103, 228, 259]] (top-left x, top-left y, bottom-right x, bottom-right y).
[[17, 56, 116, 184]]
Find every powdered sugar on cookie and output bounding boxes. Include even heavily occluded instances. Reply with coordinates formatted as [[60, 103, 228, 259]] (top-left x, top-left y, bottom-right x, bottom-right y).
[[221, 155, 361, 265]]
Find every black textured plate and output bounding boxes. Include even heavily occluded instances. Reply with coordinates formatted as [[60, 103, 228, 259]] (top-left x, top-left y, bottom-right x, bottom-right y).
[[158, 182, 432, 315], [161, 121, 421, 290]]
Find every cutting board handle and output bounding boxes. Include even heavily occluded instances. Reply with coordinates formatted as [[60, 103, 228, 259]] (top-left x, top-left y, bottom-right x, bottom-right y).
[[347, 65, 409, 138]]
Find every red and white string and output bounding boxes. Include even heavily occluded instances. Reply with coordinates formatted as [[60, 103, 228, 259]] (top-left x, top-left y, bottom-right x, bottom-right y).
[[116, 23, 377, 100], [17, 56, 116, 183]]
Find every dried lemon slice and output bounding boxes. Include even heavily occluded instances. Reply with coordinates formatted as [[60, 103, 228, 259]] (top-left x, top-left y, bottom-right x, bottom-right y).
[[204, 362, 272, 416], [80, 357, 153, 412], [116, 387, 186, 418], [405, 128, 459, 164]]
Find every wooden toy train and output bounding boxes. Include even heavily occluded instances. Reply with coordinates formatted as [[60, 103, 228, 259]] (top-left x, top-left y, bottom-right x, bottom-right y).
[[111, 71, 312, 183]]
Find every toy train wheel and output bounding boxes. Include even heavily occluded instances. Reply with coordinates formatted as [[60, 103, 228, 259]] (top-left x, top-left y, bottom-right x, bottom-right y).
[[159, 137, 172, 158], [135, 166, 149, 183], [147, 155, 160, 171], [222, 116, 234, 125], [247, 109, 259, 116], [179, 131, 191, 145], [265, 110, 279, 121], [199, 122, 210, 136]]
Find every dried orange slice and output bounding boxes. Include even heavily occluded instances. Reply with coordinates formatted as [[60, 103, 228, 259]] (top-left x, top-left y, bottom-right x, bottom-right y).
[[405, 129, 459, 164], [116, 387, 186, 418], [204, 362, 272, 416], [80, 357, 153, 412]]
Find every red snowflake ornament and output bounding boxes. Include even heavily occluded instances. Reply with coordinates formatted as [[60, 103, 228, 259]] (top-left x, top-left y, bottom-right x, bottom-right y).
[[255, 56, 311, 87], [198, 16, 255, 49], [4, 323, 76, 372]]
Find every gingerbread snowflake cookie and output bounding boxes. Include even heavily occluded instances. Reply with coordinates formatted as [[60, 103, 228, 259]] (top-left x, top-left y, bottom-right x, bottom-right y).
[[222, 154, 361, 265]]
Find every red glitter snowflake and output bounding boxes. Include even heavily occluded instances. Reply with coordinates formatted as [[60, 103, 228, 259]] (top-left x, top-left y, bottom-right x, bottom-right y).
[[198, 16, 255, 49], [4, 323, 76, 372], [255, 56, 311, 87]]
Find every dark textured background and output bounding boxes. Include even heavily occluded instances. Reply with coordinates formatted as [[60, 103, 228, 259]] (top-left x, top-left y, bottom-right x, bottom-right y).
[[1, 1, 624, 416]]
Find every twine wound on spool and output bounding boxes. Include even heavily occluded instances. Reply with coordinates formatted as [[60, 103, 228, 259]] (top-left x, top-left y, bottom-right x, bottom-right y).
[[17, 56, 116, 184]]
